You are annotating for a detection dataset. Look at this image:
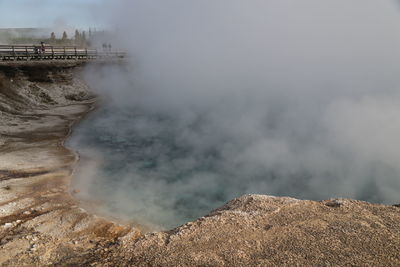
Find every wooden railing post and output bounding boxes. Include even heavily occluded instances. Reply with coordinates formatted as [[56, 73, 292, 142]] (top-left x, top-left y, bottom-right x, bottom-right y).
[[25, 46, 29, 61], [51, 46, 54, 59], [12, 46, 15, 60], [63, 46, 66, 59]]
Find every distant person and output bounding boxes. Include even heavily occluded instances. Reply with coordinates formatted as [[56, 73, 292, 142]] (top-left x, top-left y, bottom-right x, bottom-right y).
[[102, 43, 107, 52], [40, 42, 46, 53], [108, 43, 112, 52]]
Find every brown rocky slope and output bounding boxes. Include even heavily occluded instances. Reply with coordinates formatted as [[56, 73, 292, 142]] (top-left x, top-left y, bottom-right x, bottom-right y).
[[0, 62, 399, 266]]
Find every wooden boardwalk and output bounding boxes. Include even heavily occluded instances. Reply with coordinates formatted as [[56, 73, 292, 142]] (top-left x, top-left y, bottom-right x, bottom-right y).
[[0, 45, 125, 61]]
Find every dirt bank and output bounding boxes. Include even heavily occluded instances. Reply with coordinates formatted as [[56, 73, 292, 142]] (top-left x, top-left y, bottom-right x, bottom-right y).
[[0, 62, 399, 266], [0, 62, 133, 266]]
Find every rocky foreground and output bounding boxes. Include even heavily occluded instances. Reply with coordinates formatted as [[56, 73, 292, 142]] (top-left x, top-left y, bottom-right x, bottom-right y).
[[0, 62, 399, 266]]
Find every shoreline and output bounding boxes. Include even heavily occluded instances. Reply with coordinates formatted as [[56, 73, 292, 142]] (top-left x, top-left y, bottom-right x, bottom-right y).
[[0, 62, 136, 265]]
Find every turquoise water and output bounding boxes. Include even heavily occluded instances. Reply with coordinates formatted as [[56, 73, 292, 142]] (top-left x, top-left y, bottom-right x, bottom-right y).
[[68, 103, 388, 229], [69, 106, 234, 228]]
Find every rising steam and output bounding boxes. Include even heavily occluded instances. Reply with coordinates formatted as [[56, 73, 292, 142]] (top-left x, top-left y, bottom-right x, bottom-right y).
[[69, 0, 400, 229]]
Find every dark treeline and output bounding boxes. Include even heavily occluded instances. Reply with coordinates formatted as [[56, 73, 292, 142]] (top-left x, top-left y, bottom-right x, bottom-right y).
[[9, 29, 104, 47]]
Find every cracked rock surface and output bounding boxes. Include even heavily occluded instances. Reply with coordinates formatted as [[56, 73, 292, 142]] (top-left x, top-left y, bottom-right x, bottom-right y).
[[0, 62, 399, 266]]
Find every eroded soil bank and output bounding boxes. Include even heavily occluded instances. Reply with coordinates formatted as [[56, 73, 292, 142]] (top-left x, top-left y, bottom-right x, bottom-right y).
[[0, 62, 133, 266], [0, 61, 399, 266]]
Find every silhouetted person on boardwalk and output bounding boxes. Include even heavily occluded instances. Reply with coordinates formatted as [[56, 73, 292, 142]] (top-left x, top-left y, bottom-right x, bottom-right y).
[[41, 42, 46, 53]]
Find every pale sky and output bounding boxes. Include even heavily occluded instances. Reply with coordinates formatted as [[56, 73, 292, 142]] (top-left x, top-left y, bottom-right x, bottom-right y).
[[0, 0, 105, 30]]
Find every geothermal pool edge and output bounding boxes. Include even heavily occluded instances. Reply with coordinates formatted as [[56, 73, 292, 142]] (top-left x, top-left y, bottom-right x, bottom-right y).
[[0, 62, 399, 266], [0, 61, 135, 265]]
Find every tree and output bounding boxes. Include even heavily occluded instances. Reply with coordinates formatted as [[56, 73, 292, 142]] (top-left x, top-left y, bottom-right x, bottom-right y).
[[81, 31, 87, 46], [50, 32, 56, 43], [62, 31, 68, 42], [74, 30, 81, 45]]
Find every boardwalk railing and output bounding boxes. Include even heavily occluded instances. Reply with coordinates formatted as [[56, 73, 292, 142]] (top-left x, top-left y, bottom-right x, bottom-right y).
[[0, 45, 126, 61]]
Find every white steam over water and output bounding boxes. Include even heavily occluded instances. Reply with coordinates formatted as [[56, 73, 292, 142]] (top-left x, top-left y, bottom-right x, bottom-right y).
[[70, 0, 400, 228]]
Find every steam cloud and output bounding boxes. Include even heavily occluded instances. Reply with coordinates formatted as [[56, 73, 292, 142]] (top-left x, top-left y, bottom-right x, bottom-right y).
[[70, 0, 400, 229]]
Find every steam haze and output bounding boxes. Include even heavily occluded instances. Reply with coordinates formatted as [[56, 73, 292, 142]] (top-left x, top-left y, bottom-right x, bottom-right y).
[[69, 0, 400, 229]]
